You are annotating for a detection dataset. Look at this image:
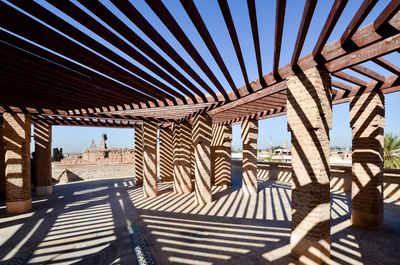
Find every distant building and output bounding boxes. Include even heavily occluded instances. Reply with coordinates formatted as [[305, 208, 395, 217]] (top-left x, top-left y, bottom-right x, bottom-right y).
[[60, 134, 134, 165], [53, 148, 64, 162]]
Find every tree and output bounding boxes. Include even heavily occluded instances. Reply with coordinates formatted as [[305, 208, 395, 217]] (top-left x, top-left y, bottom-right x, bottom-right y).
[[384, 133, 400, 169]]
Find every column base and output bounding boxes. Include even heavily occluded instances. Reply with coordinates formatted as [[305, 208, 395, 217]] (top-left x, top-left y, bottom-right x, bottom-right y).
[[6, 199, 32, 214], [351, 209, 383, 229], [291, 234, 330, 264], [36, 185, 53, 196]]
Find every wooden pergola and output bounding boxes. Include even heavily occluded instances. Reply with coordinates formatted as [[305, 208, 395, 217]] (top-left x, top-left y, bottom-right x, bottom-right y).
[[1, 1, 399, 263], [0, 0, 398, 125]]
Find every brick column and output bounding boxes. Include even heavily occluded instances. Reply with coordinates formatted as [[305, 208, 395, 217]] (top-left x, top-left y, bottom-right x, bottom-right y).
[[0, 116, 5, 199], [172, 123, 181, 193], [142, 121, 158, 197], [159, 127, 173, 182], [173, 121, 193, 193], [241, 118, 258, 194], [350, 90, 384, 228], [3, 113, 32, 214], [193, 114, 213, 205], [134, 124, 144, 186], [211, 123, 232, 186], [34, 120, 52, 196], [287, 67, 332, 262]]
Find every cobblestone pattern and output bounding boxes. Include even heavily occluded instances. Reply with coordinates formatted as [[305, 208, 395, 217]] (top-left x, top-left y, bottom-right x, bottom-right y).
[[193, 114, 212, 205], [129, 224, 155, 265], [287, 67, 332, 261], [33, 120, 52, 187], [3, 113, 32, 204], [350, 90, 384, 228], [211, 123, 232, 186], [159, 127, 173, 182], [134, 124, 144, 186], [241, 118, 258, 194], [142, 121, 158, 197]]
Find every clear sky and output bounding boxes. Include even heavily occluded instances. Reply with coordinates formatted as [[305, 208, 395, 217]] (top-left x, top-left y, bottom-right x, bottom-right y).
[[18, 0, 399, 153]]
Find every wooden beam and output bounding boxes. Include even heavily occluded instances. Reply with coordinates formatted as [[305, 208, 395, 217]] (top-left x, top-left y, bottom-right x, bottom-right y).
[[247, 0, 264, 85], [111, 0, 221, 101], [332, 71, 369, 86], [373, 0, 400, 31], [350, 64, 386, 82], [332, 80, 353, 91], [218, 0, 252, 93], [208, 81, 287, 115], [326, 33, 400, 72], [291, 0, 317, 65], [145, 0, 230, 100], [180, 0, 240, 98], [273, 0, 286, 77], [340, 0, 377, 46], [313, 0, 348, 59], [373, 57, 400, 75]]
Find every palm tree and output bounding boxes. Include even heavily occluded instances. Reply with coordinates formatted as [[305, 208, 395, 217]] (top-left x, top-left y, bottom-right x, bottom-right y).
[[384, 133, 400, 169]]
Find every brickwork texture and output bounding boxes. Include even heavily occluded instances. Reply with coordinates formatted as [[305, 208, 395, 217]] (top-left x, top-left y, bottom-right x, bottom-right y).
[[287, 67, 332, 262], [241, 118, 258, 194], [193, 114, 212, 205], [211, 123, 232, 186], [3, 113, 32, 214], [134, 124, 144, 186], [350, 90, 384, 228]]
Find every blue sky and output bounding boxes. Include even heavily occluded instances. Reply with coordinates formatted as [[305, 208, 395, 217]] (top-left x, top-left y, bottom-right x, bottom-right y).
[[17, 0, 399, 152]]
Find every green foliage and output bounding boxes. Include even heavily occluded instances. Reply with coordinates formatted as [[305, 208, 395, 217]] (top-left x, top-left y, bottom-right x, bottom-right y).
[[384, 133, 400, 169], [264, 156, 273, 161]]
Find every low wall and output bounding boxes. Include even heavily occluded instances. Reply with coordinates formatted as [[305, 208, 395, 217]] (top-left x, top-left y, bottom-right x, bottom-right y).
[[254, 160, 400, 202], [52, 163, 134, 183]]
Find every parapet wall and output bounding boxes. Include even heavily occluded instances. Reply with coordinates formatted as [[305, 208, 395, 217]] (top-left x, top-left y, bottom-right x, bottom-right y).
[[255, 160, 400, 202], [52, 162, 134, 183]]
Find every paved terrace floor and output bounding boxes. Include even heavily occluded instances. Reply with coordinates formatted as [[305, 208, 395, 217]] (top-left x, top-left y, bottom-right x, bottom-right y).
[[0, 168, 399, 264]]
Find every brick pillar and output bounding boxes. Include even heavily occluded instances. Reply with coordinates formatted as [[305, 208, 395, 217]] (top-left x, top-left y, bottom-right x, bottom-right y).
[[211, 123, 232, 186], [350, 90, 384, 228], [173, 121, 193, 193], [134, 124, 144, 186], [172, 123, 181, 193], [287, 67, 332, 262], [193, 114, 212, 205], [34, 120, 52, 196], [142, 121, 158, 197], [241, 118, 258, 194], [159, 127, 173, 182], [3, 113, 32, 214], [0, 116, 5, 199]]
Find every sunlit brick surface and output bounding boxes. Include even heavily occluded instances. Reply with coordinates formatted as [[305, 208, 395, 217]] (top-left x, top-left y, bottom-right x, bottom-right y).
[[287, 67, 332, 262], [160, 127, 174, 182], [142, 121, 158, 197], [134, 124, 144, 186], [241, 118, 258, 194], [211, 123, 232, 186], [193, 114, 212, 205], [3, 113, 32, 214], [172, 122, 193, 194], [33, 120, 52, 194], [350, 90, 385, 228], [0, 116, 5, 199]]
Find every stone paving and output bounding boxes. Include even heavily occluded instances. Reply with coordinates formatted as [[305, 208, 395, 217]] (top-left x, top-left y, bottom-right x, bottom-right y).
[[0, 172, 399, 264]]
